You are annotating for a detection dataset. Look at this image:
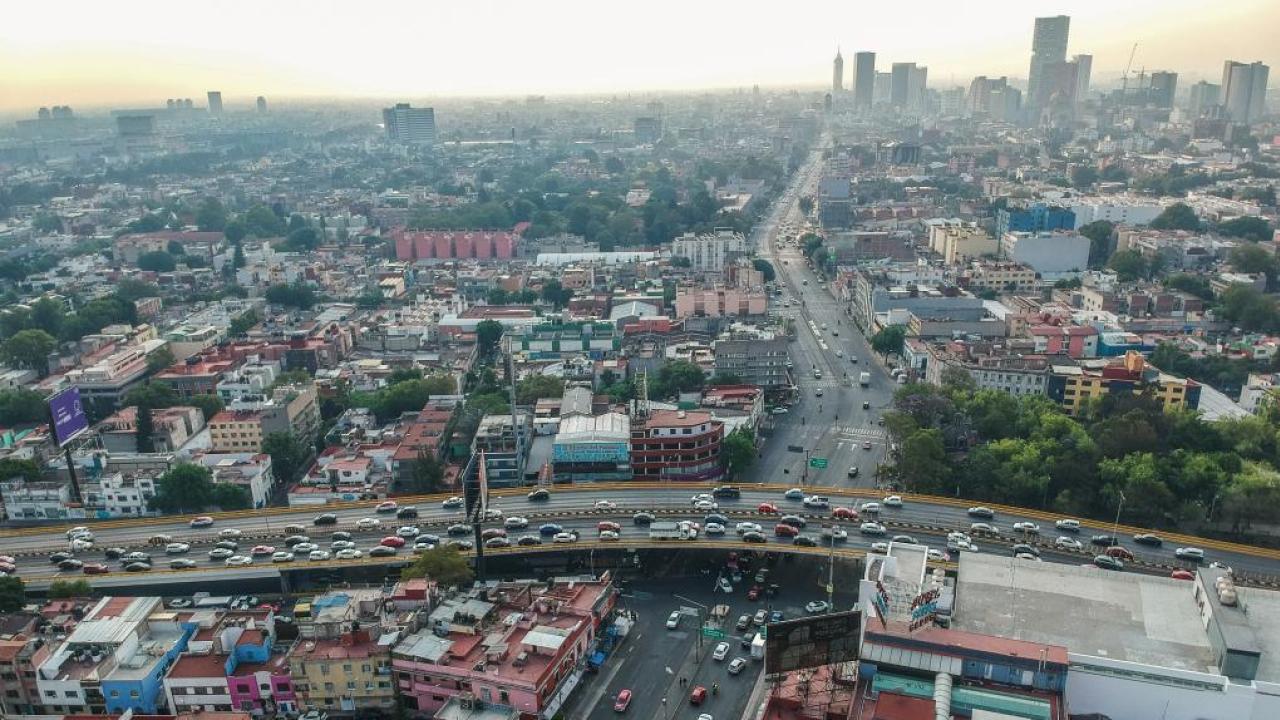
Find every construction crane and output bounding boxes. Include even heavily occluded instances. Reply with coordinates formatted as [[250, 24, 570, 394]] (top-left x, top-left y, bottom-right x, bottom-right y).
[[1120, 43, 1139, 100]]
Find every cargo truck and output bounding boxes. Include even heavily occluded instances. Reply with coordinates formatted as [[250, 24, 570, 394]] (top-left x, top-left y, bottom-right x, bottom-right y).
[[859, 371, 871, 387], [750, 633, 766, 660], [649, 521, 699, 541]]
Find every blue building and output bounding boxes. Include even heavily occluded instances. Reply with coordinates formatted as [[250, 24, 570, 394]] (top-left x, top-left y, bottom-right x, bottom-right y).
[[995, 204, 1076, 239]]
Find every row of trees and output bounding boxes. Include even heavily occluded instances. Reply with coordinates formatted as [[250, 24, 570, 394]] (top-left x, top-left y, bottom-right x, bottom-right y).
[[885, 376, 1280, 535], [150, 463, 251, 513]]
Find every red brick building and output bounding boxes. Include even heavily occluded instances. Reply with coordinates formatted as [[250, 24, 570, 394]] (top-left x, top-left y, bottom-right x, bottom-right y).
[[630, 409, 724, 482]]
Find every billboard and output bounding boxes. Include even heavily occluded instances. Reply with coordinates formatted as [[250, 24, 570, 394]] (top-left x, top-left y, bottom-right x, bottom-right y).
[[764, 610, 862, 675], [49, 387, 89, 447]]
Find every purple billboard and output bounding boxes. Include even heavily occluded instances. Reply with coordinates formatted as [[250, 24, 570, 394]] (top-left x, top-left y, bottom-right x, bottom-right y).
[[49, 387, 89, 447]]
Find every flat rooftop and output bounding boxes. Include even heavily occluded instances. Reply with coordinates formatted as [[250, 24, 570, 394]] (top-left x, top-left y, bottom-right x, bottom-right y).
[[954, 553, 1217, 673], [1237, 582, 1280, 683]]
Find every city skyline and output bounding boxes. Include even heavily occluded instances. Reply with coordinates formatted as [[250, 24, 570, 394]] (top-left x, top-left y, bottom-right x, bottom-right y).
[[2, 0, 1278, 113]]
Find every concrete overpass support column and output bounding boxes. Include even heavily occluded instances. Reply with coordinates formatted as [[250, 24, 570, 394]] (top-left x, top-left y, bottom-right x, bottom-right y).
[[934, 672, 953, 720]]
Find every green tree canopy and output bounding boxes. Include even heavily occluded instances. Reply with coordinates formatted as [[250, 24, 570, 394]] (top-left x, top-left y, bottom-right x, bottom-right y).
[[1149, 202, 1201, 231], [722, 427, 757, 478], [475, 320, 504, 357], [264, 282, 316, 309], [401, 545, 474, 587], [650, 359, 706, 398], [46, 579, 92, 599], [870, 325, 906, 356], [0, 576, 25, 611], [0, 389, 49, 425], [150, 463, 216, 513], [0, 329, 56, 374], [516, 375, 565, 405], [137, 250, 177, 272], [1079, 220, 1115, 268], [1219, 216, 1274, 243], [1107, 249, 1148, 281], [752, 258, 777, 282], [262, 432, 311, 484], [0, 457, 42, 484], [241, 204, 286, 237], [195, 198, 227, 231]]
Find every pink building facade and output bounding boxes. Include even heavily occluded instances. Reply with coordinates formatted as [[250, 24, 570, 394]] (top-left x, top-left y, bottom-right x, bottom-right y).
[[674, 287, 767, 318], [393, 229, 517, 261]]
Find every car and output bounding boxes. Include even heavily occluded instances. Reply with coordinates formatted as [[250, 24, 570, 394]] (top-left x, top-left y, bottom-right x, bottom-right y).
[[1176, 547, 1206, 562], [860, 502, 881, 514], [104, 547, 127, 559], [284, 535, 311, 547], [313, 514, 338, 526], [82, 562, 109, 575], [666, 611, 681, 629], [485, 537, 511, 548], [847, 466, 859, 478], [1171, 570, 1196, 581], [308, 550, 332, 561], [754, 609, 768, 625], [381, 536, 407, 547], [693, 500, 718, 511], [396, 506, 419, 519], [505, 516, 529, 530], [271, 552, 294, 563], [757, 502, 779, 514], [793, 536, 818, 547], [166, 557, 197, 570], [883, 495, 904, 508], [1133, 534, 1164, 547], [1055, 519, 1081, 532], [783, 488, 805, 500], [805, 600, 831, 614], [728, 657, 748, 675], [214, 540, 239, 551], [862, 440, 873, 449], [736, 521, 763, 534], [1015, 552, 1042, 562], [208, 548, 234, 560], [397, 526, 420, 538], [595, 500, 617, 510], [0, 555, 14, 565], [1012, 543, 1040, 557], [597, 520, 621, 533], [892, 535, 918, 545], [124, 562, 151, 572], [481, 528, 507, 541], [779, 515, 807, 528], [632, 512, 655, 525], [517, 535, 542, 546], [369, 546, 398, 557], [0, 561, 15, 575], [871, 541, 890, 553], [165, 542, 190, 554], [832, 507, 857, 520], [689, 686, 708, 705], [189, 516, 215, 528], [330, 540, 356, 551], [65, 526, 91, 539], [1091, 534, 1120, 547], [825, 526, 848, 542], [331, 531, 353, 542], [1055, 536, 1084, 551], [447, 524, 470, 536], [291, 543, 318, 554], [356, 517, 381, 531], [225, 555, 253, 567], [335, 549, 363, 560], [802, 495, 830, 509], [552, 532, 577, 544], [704, 512, 728, 526], [815, 388, 824, 397], [219, 528, 243, 539], [70, 537, 95, 551], [862, 400, 871, 409], [1093, 555, 1124, 571], [774, 523, 799, 538], [442, 496, 464, 509], [283, 524, 308, 536], [712, 641, 730, 661], [742, 531, 767, 544], [736, 614, 751, 630], [768, 610, 785, 623], [483, 508, 504, 521], [967, 506, 995, 519], [970, 523, 999, 534], [712, 486, 741, 499], [375, 500, 398, 513], [599, 530, 620, 542], [1012, 522, 1040, 534], [167, 598, 195, 609], [539, 523, 563, 536], [705, 523, 726, 535], [418, 533, 441, 545], [613, 689, 632, 712], [860, 522, 886, 536], [527, 488, 551, 502], [927, 548, 947, 562], [122, 551, 152, 564], [251, 545, 276, 556], [1105, 546, 1134, 561]]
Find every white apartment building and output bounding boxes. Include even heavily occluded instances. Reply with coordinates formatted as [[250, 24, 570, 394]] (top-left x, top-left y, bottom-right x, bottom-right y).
[[1000, 231, 1089, 279], [670, 229, 750, 273], [927, 221, 997, 264]]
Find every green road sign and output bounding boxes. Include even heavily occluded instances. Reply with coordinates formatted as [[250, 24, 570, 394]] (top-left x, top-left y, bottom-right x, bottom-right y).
[[701, 626, 725, 639], [809, 457, 828, 469]]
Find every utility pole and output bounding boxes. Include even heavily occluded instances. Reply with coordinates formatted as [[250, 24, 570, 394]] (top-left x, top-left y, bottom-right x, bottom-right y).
[[673, 594, 709, 662]]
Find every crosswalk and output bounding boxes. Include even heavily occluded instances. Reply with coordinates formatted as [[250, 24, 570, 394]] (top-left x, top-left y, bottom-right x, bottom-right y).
[[833, 425, 889, 441]]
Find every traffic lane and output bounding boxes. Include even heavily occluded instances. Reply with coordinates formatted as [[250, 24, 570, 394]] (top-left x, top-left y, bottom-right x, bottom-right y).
[[582, 590, 690, 720]]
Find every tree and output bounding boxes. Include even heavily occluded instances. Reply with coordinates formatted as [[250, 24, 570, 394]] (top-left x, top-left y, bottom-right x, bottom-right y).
[[167, 239, 187, 256], [1149, 202, 1201, 231], [1107, 250, 1148, 281], [1229, 243, 1277, 279], [146, 346, 175, 374], [0, 457, 42, 484], [212, 483, 252, 510], [670, 256, 692, 268], [516, 375, 565, 405], [1164, 274, 1214, 300], [189, 393, 225, 421], [32, 212, 63, 234], [1219, 216, 1274, 243], [136, 405, 155, 453], [1079, 220, 1116, 268], [137, 250, 177, 272], [114, 278, 160, 302], [229, 309, 261, 336], [232, 241, 247, 269], [195, 198, 227, 231], [404, 449, 445, 494], [46, 579, 92, 599], [540, 280, 573, 308], [1071, 165, 1099, 190], [0, 329, 56, 374], [284, 227, 320, 251], [401, 545, 474, 587], [262, 432, 311, 484], [0, 575, 25, 611], [798, 196, 815, 215], [898, 429, 948, 491], [124, 382, 178, 410], [150, 463, 216, 513], [264, 282, 316, 309], [651, 360, 706, 398], [0, 389, 49, 425], [241, 204, 286, 237], [223, 219, 248, 244], [475, 320, 503, 358], [870, 325, 906, 356], [752, 258, 776, 282], [722, 427, 757, 478]]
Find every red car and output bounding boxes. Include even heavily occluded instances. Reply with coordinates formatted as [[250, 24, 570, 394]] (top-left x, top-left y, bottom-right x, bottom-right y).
[[1171, 570, 1195, 581], [82, 563, 110, 575], [774, 523, 799, 538], [690, 686, 708, 705], [758, 502, 778, 514], [250, 545, 276, 556], [747, 585, 762, 601], [832, 507, 857, 520], [1104, 546, 1134, 561], [614, 688, 632, 712], [380, 536, 406, 548], [598, 521, 621, 533]]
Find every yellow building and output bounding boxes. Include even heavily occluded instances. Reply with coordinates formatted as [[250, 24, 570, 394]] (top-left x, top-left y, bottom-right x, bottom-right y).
[[289, 630, 395, 715], [208, 410, 264, 452], [1048, 352, 1200, 417]]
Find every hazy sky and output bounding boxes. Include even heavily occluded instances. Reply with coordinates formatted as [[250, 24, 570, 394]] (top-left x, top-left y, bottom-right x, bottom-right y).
[[1, 0, 1276, 113]]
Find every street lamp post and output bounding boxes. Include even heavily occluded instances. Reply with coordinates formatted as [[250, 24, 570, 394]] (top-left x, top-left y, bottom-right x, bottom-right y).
[[673, 594, 708, 662], [1111, 491, 1126, 541]]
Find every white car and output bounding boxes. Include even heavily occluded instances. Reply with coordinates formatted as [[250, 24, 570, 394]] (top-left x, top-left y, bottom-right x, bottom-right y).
[[728, 657, 748, 675], [504, 516, 529, 530], [947, 531, 971, 544], [271, 551, 294, 563], [803, 495, 830, 509], [704, 522, 726, 535], [308, 550, 331, 561], [870, 542, 890, 553], [736, 522, 763, 535], [594, 500, 617, 511], [330, 540, 356, 551], [483, 508, 504, 521], [970, 522, 999, 534], [397, 526, 420, 538], [666, 611, 681, 629], [356, 518, 381, 530], [859, 522, 886, 536], [860, 502, 881, 514], [826, 527, 848, 542], [927, 548, 947, 561], [1055, 519, 1081, 532], [805, 600, 831, 614], [1015, 552, 1042, 562], [1055, 536, 1084, 551], [552, 532, 577, 544], [712, 641, 731, 661], [442, 496, 464, 509], [1175, 547, 1206, 562], [691, 493, 715, 505], [291, 542, 318, 554], [1012, 522, 1041, 534], [208, 548, 234, 559], [599, 530, 620, 542], [783, 488, 805, 500], [70, 538, 94, 552], [165, 543, 191, 554], [219, 528, 243, 539], [65, 526, 91, 539], [224, 555, 253, 567], [883, 495, 904, 508], [694, 500, 718, 511], [335, 549, 363, 560]]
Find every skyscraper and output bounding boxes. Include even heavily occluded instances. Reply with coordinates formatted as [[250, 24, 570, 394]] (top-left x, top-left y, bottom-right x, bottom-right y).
[[1188, 81, 1221, 118], [1148, 71, 1178, 109], [1221, 61, 1270, 123], [1072, 54, 1092, 104], [207, 91, 223, 115], [853, 52, 876, 109], [382, 103, 437, 145], [832, 49, 844, 93], [1028, 15, 1070, 109], [890, 63, 915, 108], [256, 96, 268, 114], [908, 65, 929, 111]]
